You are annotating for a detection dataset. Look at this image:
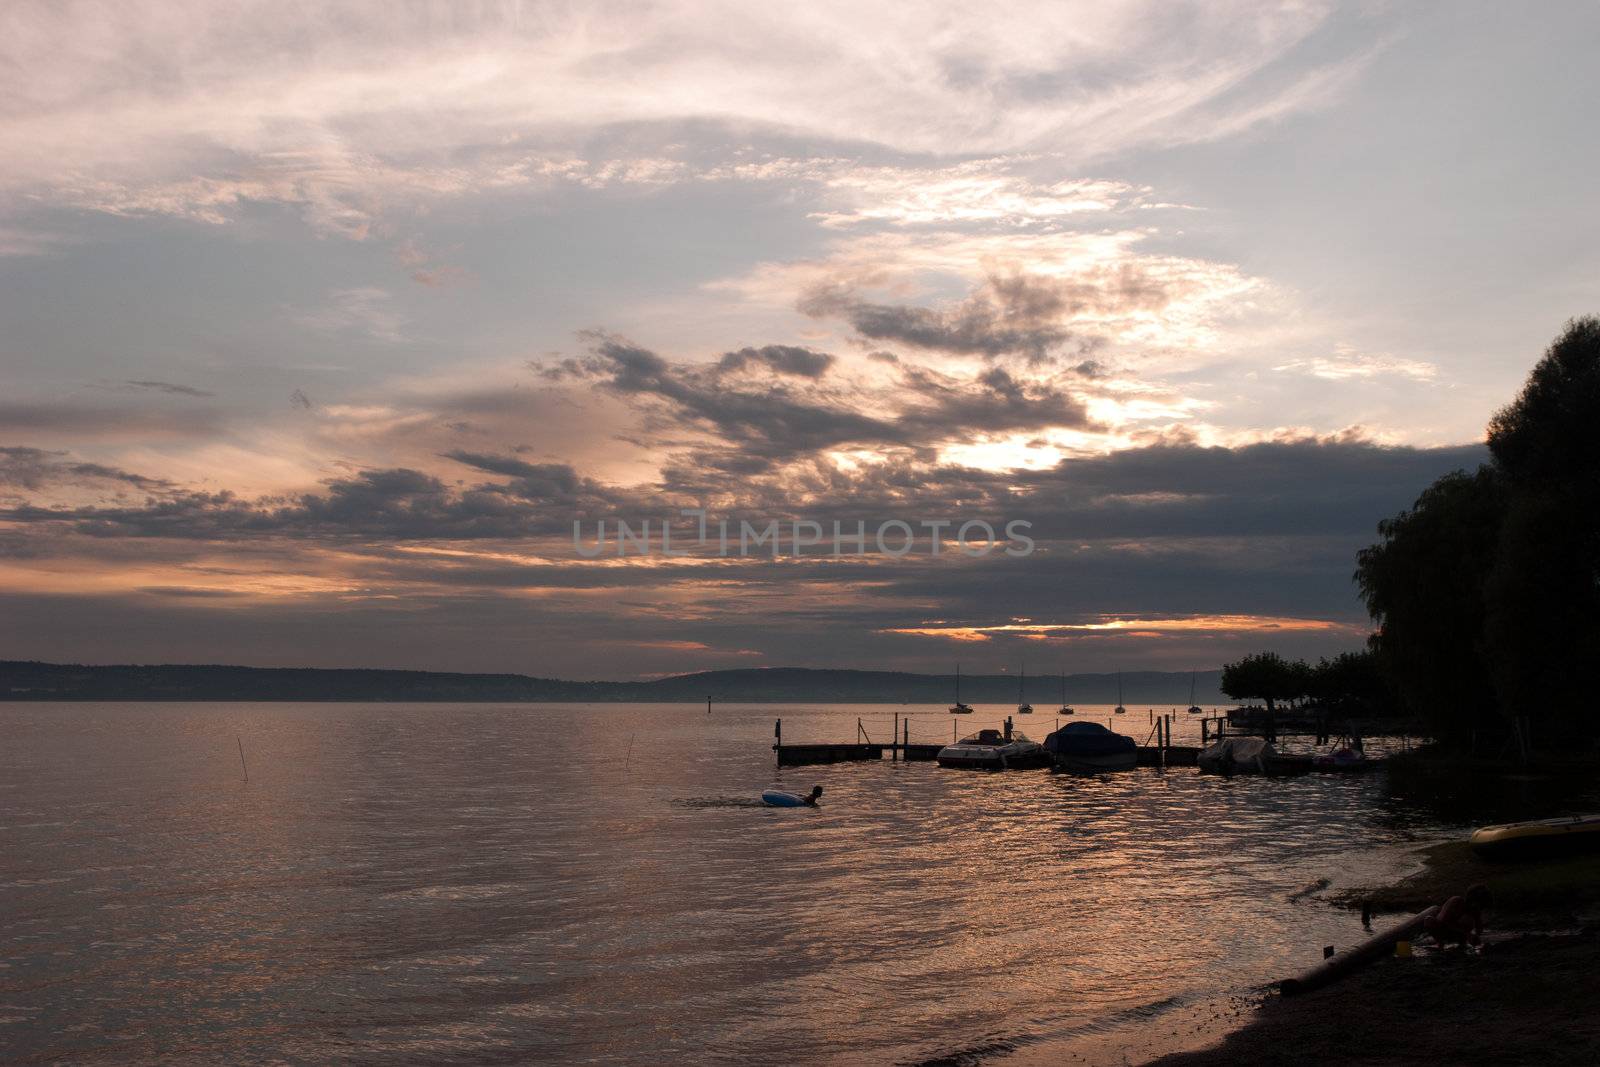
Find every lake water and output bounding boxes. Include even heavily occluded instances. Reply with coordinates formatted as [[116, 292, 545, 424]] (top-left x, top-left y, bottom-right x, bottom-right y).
[[2, 703, 1458, 1065]]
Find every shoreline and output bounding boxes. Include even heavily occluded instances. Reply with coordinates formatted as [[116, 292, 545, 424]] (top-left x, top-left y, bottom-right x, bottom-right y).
[[1144, 832, 1600, 1066]]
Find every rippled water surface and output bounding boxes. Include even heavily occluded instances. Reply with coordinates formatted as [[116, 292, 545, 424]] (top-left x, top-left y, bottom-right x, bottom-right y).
[[3, 703, 1459, 1064]]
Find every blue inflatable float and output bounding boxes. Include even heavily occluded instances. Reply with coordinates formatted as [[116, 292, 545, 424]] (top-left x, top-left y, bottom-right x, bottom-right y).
[[762, 786, 822, 807]]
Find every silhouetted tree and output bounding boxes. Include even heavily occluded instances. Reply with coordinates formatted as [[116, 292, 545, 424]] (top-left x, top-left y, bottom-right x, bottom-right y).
[[1482, 317, 1600, 745], [1356, 317, 1600, 750], [1220, 652, 1308, 713], [1308, 650, 1390, 716], [1355, 467, 1505, 746]]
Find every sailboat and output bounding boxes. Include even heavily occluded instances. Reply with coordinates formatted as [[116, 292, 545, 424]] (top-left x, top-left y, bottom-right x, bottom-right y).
[[949, 663, 974, 714], [1114, 671, 1126, 714], [1058, 666, 1074, 715], [1016, 662, 1033, 714], [1187, 670, 1203, 715]]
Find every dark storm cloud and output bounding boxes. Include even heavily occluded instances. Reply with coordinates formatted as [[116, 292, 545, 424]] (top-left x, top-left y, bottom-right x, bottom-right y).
[[716, 345, 836, 378], [0, 436, 1488, 677], [0, 436, 1485, 556]]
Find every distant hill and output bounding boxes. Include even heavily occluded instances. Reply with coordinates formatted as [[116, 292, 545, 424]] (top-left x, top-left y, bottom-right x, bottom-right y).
[[0, 660, 1227, 705]]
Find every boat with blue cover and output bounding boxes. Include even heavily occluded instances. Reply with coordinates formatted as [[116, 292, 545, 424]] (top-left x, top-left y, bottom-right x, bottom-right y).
[[1044, 721, 1137, 773]]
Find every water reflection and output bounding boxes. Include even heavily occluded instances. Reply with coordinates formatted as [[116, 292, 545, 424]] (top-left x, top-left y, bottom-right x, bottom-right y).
[[0, 702, 1521, 1065]]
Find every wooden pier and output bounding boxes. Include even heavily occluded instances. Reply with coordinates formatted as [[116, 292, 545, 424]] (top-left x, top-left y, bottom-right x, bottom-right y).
[[774, 742, 944, 766], [773, 715, 1203, 768]]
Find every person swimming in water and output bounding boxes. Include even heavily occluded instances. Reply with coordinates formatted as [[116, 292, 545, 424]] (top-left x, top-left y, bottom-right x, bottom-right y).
[[802, 785, 823, 806], [1425, 884, 1491, 947]]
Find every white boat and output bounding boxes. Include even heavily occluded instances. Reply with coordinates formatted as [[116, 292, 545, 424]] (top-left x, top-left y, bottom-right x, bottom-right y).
[[1197, 737, 1278, 775], [937, 726, 1048, 769]]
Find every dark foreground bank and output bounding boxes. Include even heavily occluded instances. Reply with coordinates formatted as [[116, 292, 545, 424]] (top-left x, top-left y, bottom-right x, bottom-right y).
[[1149, 834, 1600, 1066], [1148, 929, 1600, 1066]]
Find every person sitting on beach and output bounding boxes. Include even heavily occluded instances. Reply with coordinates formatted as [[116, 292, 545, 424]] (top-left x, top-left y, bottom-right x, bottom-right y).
[[1425, 884, 1491, 947]]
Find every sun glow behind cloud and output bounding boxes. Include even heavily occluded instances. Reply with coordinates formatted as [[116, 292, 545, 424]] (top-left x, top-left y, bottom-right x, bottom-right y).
[[883, 615, 1364, 643]]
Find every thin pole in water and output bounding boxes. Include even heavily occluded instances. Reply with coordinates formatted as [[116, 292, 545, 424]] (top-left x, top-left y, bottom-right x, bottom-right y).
[[624, 732, 636, 770], [236, 734, 248, 783], [707, 696, 712, 715]]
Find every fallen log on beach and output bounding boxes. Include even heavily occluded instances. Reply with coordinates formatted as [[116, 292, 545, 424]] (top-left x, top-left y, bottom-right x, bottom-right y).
[[1279, 906, 1438, 996]]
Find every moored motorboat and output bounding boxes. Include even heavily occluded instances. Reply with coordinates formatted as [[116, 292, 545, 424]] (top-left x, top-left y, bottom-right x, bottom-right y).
[[1198, 736, 1276, 775], [1470, 814, 1600, 860], [1196, 737, 1310, 775], [1043, 721, 1137, 773], [937, 726, 1048, 769]]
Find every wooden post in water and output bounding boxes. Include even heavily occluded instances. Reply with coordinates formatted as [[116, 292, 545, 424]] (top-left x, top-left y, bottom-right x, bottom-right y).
[[904, 717, 909, 751], [892, 712, 899, 761], [236, 734, 248, 783], [774, 719, 782, 765]]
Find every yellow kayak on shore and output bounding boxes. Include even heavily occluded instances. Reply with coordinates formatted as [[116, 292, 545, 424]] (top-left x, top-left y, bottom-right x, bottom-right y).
[[1470, 814, 1600, 860]]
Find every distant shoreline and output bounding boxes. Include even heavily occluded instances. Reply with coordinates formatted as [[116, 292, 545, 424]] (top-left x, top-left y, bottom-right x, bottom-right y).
[[0, 659, 1227, 705]]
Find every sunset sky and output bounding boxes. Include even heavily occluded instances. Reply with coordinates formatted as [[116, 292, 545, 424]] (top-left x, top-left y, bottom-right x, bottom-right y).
[[2, 1, 1595, 677]]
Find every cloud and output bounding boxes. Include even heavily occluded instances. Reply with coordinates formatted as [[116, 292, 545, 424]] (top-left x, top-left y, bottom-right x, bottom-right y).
[[124, 379, 216, 398], [0, 402, 222, 441], [717, 345, 836, 378], [799, 275, 1083, 362], [1274, 345, 1438, 382], [291, 287, 405, 343], [0, 225, 71, 256], [0, 2, 1373, 237], [565, 333, 1095, 474], [0, 444, 174, 494]]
